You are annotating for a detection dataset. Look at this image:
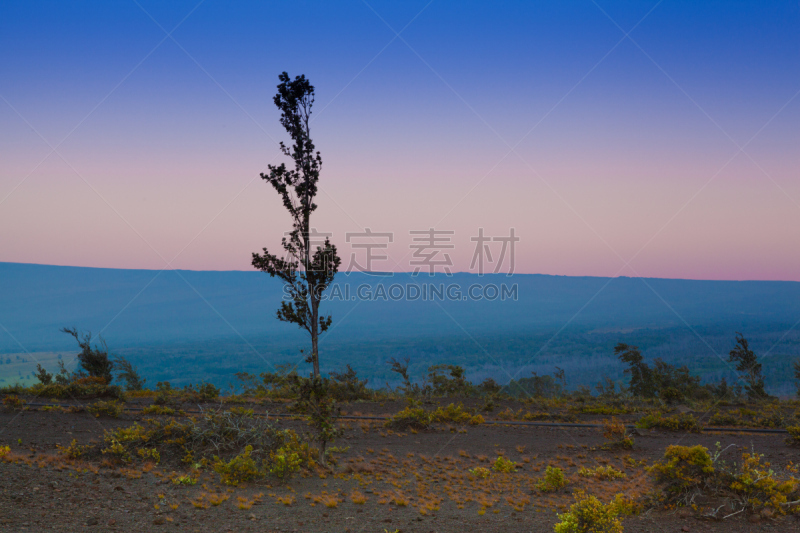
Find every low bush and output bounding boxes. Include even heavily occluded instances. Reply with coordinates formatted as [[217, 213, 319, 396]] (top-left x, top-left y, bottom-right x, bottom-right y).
[[554, 491, 624, 533], [601, 417, 634, 450], [648, 445, 714, 497], [2, 395, 25, 410], [648, 443, 800, 516], [385, 406, 433, 431], [431, 403, 472, 424], [537, 466, 567, 492], [636, 413, 700, 433], [578, 466, 626, 480], [213, 445, 261, 486], [786, 426, 800, 447], [469, 466, 491, 479], [492, 456, 517, 473], [87, 400, 124, 418]]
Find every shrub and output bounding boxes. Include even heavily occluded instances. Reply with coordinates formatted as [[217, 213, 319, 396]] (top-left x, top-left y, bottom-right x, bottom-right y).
[[2, 395, 25, 410], [648, 445, 714, 496], [601, 417, 634, 450], [787, 426, 800, 447], [288, 375, 341, 466], [492, 456, 517, 473], [87, 400, 123, 418], [61, 327, 114, 383], [183, 382, 220, 402], [385, 406, 432, 431], [0, 445, 10, 459], [57, 439, 89, 459], [432, 403, 472, 424], [469, 466, 491, 479], [173, 475, 197, 485], [269, 446, 303, 480], [427, 364, 471, 396], [578, 466, 626, 480], [636, 413, 700, 433], [142, 405, 176, 416], [469, 414, 485, 425], [538, 466, 567, 492], [729, 451, 799, 513], [31, 381, 122, 400], [137, 447, 160, 463], [213, 445, 262, 486], [554, 491, 624, 533], [329, 365, 371, 401]]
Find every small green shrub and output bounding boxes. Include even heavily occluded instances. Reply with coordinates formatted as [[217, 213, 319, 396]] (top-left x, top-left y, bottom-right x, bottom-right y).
[[385, 406, 433, 430], [492, 456, 517, 473], [554, 491, 624, 533], [87, 400, 123, 418], [469, 466, 491, 479], [786, 426, 800, 447], [537, 466, 567, 492], [648, 445, 714, 495], [636, 413, 700, 433], [141, 405, 176, 416], [432, 403, 472, 424], [213, 445, 262, 486]]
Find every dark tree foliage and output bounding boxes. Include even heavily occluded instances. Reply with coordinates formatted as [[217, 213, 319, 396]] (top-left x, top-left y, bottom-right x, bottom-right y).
[[427, 364, 470, 395], [616, 342, 702, 401], [728, 333, 768, 400], [61, 327, 114, 383], [615, 343, 653, 397], [114, 356, 146, 391], [328, 364, 370, 401], [506, 369, 566, 398], [252, 72, 341, 378], [388, 357, 412, 391]]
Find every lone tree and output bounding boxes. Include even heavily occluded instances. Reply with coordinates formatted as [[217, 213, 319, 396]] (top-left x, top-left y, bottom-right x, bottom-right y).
[[252, 72, 341, 378], [728, 332, 767, 400]]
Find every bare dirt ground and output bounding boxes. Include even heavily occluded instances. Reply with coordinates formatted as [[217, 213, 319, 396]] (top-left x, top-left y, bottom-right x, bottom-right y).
[[1, 403, 799, 533]]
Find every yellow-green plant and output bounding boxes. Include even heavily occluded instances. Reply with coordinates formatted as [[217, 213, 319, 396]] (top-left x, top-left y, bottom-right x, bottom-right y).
[[137, 447, 160, 463], [636, 413, 700, 433], [385, 406, 433, 430], [729, 451, 799, 513], [101, 438, 131, 462], [648, 445, 714, 495], [87, 400, 123, 418], [538, 466, 567, 492], [141, 405, 175, 416], [432, 403, 472, 424], [578, 465, 626, 480], [269, 445, 303, 480], [786, 426, 800, 447], [173, 475, 197, 485], [213, 445, 262, 486], [0, 445, 11, 459], [2, 395, 26, 410], [492, 456, 517, 473], [469, 466, 491, 479], [554, 491, 624, 533], [57, 439, 88, 460]]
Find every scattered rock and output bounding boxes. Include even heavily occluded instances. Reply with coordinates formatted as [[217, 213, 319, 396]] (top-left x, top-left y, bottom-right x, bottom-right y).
[[153, 517, 166, 525], [107, 519, 116, 526], [748, 514, 762, 523], [86, 518, 98, 526], [681, 526, 690, 532]]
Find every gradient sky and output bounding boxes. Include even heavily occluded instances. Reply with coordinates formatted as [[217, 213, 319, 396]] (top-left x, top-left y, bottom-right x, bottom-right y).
[[1, 1, 799, 281]]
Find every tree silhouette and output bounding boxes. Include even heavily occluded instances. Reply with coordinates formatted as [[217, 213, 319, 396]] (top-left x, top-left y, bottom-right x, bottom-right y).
[[252, 72, 341, 378], [728, 332, 767, 400]]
